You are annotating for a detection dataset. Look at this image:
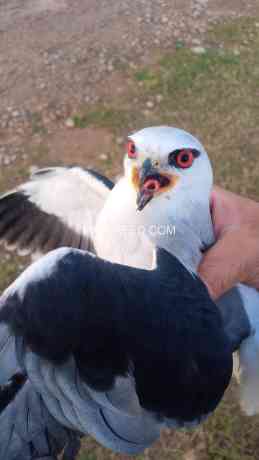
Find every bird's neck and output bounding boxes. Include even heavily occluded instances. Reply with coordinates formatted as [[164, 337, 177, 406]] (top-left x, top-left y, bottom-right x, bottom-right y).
[[96, 178, 215, 273]]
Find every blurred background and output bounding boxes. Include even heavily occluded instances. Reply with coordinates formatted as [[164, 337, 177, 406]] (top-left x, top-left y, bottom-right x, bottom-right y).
[[1, 1, 259, 458]]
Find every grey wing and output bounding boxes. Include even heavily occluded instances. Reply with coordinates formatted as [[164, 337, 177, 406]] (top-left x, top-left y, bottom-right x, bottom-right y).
[[0, 166, 114, 256], [216, 286, 251, 353]]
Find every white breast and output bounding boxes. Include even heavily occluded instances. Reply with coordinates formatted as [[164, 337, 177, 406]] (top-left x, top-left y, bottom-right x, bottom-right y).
[[94, 178, 154, 269]]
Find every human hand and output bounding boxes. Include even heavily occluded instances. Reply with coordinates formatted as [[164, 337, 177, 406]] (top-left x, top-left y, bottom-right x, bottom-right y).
[[198, 186, 259, 299]]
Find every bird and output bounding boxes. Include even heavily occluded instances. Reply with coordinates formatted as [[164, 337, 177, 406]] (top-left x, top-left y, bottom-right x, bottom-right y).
[[0, 126, 257, 458]]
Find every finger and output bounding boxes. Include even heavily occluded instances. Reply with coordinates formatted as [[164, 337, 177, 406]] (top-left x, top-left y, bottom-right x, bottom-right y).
[[211, 186, 259, 237], [210, 186, 242, 237], [198, 231, 247, 299]]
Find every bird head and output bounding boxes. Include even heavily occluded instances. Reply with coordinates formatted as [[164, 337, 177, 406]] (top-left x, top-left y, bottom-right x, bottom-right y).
[[124, 126, 213, 213]]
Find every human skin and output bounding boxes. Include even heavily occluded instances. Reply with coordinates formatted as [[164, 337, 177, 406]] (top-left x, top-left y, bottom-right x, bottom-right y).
[[198, 186, 259, 300]]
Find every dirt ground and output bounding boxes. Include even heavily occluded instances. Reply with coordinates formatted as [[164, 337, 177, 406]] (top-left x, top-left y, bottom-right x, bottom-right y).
[[2, 1, 259, 460], [0, 0, 259, 180]]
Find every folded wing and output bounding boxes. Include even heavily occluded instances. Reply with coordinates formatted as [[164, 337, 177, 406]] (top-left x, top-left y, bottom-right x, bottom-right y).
[[0, 247, 236, 422]]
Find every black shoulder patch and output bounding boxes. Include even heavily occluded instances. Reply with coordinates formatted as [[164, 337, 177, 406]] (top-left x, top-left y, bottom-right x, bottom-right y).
[[85, 168, 114, 190]]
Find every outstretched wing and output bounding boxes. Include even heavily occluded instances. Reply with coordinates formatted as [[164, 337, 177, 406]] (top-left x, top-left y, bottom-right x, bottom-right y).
[[0, 167, 114, 256]]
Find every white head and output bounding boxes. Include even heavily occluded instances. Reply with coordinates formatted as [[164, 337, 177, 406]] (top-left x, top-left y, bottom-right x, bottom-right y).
[[124, 126, 215, 269], [125, 126, 213, 210]]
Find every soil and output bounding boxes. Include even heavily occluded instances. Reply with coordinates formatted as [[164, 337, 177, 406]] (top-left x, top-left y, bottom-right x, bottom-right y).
[[1, 0, 259, 177]]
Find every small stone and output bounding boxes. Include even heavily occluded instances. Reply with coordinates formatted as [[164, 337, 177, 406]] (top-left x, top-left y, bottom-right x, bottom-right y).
[[65, 117, 75, 128], [100, 153, 108, 161], [156, 94, 164, 103], [255, 22, 259, 28], [12, 110, 20, 117], [107, 63, 114, 72], [192, 10, 201, 18], [29, 165, 39, 175], [143, 110, 150, 117], [161, 15, 168, 24], [192, 38, 202, 46], [146, 101, 154, 109], [191, 46, 206, 54], [3, 156, 11, 166], [116, 137, 124, 145]]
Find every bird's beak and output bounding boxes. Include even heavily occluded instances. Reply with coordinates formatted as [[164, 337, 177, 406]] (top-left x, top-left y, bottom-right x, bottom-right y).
[[136, 159, 176, 211]]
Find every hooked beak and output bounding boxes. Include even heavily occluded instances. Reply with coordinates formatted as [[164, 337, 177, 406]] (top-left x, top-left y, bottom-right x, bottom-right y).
[[136, 158, 172, 211]]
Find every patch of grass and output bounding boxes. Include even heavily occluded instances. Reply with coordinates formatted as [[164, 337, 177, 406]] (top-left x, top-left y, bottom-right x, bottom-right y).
[[0, 256, 24, 293], [175, 39, 185, 49], [135, 69, 160, 89], [135, 47, 242, 100], [30, 112, 48, 135], [72, 107, 131, 130], [72, 114, 89, 128], [158, 48, 240, 93], [208, 17, 258, 48], [204, 384, 259, 460]]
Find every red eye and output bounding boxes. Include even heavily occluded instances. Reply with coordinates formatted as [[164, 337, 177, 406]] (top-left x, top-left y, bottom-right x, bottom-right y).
[[175, 149, 194, 169], [127, 141, 137, 159]]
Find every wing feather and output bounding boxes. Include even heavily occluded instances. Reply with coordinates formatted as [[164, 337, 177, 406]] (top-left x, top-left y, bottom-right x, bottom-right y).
[[0, 166, 114, 256]]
